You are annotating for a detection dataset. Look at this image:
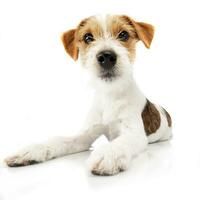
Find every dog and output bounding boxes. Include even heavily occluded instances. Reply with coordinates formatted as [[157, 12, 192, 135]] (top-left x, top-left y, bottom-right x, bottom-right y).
[[5, 14, 172, 175]]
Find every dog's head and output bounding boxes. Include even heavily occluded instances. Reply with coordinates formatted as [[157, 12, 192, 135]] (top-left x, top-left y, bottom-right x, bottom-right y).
[[61, 15, 154, 84]]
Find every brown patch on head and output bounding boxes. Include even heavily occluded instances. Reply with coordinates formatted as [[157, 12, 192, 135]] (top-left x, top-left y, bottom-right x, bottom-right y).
[[162, 107, 172, 127], [61, 16, 103, 60], [142, 99, 161, 136], [106, 15, 154, 61], [120, 15, 155, 48], [76, 17, 103, 50], [75, 17, 105, 65], [107, 15, 138, 61], [107, 15, 137, 38]]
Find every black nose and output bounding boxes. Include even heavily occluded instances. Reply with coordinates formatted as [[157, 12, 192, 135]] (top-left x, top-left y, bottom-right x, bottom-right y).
[[97, 51, 117, 69]]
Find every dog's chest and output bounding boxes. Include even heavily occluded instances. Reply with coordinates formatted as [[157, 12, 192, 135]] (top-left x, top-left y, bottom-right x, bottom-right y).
[[100, 98, 125, 124]]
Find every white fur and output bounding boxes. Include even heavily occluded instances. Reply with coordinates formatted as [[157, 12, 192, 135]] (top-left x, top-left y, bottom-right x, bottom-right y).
[[5, 15, 172, 175]]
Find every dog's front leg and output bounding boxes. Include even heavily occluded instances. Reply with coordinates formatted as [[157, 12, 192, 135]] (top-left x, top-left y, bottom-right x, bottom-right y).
[[5, 124, 107, 167], [5, 101, 106, 167], [88, 119, 148, 175], [5, 125, 106, 167]]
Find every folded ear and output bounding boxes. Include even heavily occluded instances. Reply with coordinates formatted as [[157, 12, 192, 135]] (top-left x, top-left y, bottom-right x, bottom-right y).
[[132, 21, 154, 48], [61, 29, 78, 60]]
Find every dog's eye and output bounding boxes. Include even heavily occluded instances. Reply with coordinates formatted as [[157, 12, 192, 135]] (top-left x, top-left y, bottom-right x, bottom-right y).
[[83, 33, 94, 44], [118, 31, 129, 41]]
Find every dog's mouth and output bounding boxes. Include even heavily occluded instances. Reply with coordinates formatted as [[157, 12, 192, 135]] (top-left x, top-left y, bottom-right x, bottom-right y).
[[99, 70, 118, 82]]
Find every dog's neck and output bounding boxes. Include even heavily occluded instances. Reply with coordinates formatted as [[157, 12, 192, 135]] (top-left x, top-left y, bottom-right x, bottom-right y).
[[93, 75, 143, 101]]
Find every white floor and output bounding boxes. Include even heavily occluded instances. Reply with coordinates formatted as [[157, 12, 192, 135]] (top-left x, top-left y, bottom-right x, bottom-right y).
[[0, 122, 200, 200]]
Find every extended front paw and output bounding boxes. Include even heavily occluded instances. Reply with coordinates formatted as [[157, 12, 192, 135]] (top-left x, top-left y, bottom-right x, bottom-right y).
[[87, 144, 131, 176], [5, 144, 52, 167]]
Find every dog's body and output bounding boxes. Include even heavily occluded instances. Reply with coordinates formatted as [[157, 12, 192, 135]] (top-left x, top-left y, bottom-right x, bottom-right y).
[[5, 15, 172, 175]]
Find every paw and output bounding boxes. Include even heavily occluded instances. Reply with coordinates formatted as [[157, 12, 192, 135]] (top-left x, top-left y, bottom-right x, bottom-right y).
[[5, 144, 52, 167], [87, 144, 131, 176]]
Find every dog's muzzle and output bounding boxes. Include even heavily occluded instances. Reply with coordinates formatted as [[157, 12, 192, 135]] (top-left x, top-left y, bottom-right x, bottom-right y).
[[96, 50, 117, 69]]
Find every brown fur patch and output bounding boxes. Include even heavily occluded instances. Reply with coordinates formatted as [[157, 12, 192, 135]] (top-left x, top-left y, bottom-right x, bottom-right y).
[[107, 15, 138, 61], [162, 108, 172, 127], [132, 21, 154, 48], [120, 15, 154, 48], [61, 17, 101, 60], [76, 17, 103, 47], [70, 16, 104, 63], [107, 15, 137, 38], [61, 29, 78, 60], [142, 99, 161, 136]]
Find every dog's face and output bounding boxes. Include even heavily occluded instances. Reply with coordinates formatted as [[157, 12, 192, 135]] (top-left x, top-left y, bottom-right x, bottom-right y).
[[62, 15, 154, 83]]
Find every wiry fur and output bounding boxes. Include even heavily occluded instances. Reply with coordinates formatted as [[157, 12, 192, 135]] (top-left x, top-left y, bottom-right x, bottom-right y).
[[5, 15, 172, 175]]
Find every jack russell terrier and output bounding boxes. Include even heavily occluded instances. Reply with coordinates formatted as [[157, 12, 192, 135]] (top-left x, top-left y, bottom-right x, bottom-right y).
[[5, 15, 172, 175]]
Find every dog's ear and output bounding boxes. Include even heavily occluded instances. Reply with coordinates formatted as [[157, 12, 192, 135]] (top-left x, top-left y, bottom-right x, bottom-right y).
[[61, 29, 79, 61], [132, 20, 154, 48]]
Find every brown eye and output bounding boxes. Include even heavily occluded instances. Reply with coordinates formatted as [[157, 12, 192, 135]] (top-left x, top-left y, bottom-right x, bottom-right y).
[[83, 33, 94, 44], [118, 31, 129, 41]]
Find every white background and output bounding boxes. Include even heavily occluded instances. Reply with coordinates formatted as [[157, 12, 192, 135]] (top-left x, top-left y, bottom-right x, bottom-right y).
[[0, 0, 200, 199]]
